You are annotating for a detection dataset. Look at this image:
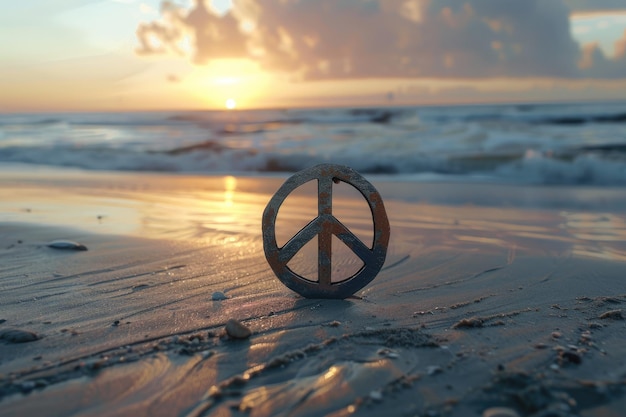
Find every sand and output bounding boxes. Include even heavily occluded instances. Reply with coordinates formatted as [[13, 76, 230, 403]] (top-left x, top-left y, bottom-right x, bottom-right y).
[[1, 165, 626, 417]]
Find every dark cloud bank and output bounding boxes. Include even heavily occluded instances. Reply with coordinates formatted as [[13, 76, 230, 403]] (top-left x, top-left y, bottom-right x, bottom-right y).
[[136, 0, 626, 80]]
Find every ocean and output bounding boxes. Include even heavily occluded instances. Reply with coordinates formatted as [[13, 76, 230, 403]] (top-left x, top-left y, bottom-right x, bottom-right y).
[[1, 101, 625, 185]]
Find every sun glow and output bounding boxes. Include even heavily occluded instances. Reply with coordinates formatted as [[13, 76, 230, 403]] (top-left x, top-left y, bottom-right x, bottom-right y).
[[225, 98, 237, 109], [183, 59, 272, 109]]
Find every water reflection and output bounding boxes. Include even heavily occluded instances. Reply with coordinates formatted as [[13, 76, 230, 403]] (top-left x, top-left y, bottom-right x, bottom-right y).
[[3, 171, 626, 263], [0, 174, 262, 243], [560, 211, 626, 262], [224, 175, 237, 208], [388, 200, 626, 263]]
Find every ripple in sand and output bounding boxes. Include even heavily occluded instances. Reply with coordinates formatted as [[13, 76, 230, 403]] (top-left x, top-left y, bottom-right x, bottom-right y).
[[238, 361, 401, 414], [599, 309, 623, 320], [189, 328, 444, 416]]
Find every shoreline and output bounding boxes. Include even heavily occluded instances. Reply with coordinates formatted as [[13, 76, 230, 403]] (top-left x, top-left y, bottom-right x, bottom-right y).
[[1, 166, 626, 416]]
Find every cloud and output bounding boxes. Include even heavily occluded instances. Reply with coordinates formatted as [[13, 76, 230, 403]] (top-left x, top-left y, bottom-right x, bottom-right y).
[[136, 0, 247, 62], [136, 0, 626, 80], [578, 29, 626, 77], [563, 0, 626, 12]]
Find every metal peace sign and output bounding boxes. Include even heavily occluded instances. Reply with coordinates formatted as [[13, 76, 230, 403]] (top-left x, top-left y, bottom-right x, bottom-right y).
[[262, 164, 390, 299]]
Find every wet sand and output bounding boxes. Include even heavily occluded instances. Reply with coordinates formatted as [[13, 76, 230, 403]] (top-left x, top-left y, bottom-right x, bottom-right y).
[[1, 166, 626, 417]]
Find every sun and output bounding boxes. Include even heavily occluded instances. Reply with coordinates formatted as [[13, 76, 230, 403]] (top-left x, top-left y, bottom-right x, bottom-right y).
[[185, 59, 273, 109], [225, 98, 237, 110]]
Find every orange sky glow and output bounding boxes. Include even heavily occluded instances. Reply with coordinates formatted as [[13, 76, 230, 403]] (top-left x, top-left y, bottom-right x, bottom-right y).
[[1, 0, 625, 112]]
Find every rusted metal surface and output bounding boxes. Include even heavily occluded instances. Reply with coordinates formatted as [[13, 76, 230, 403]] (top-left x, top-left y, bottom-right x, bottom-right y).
[[262, 164, 390, 299]]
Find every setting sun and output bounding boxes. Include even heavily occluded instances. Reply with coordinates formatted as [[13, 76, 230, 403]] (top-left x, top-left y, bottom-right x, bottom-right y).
[[180, 59, 273, 109], [225, 98, 237, 110]]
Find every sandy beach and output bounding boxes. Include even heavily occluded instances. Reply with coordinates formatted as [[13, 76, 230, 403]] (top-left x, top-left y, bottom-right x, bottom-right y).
[[1, 165, 626, 417]]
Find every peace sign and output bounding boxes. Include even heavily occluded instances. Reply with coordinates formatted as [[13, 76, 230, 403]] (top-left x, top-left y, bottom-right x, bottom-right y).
[[262, 164, 390, 299]]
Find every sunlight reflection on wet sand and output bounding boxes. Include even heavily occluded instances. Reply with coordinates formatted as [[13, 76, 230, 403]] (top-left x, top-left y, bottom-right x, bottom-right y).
[[1, 169, 625, 263]]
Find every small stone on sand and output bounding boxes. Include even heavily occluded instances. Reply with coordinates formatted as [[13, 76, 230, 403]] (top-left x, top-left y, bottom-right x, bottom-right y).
[[452, 317, 484, 329], [559, 350, 582, 365], [0, 329, 41, 343], [427, 365, 443, 375], [47, 240, 88, 251], [483, 407, 520, 417], [369, 390, 383, 401], [212, 291, 228, 301], [225, 319, 251, 339]]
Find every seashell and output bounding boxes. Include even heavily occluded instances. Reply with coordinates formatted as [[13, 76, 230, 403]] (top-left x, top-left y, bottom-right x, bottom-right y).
[[47, 240, 88, 251]]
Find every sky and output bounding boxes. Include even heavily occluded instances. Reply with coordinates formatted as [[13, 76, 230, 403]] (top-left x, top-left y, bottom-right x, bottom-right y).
[[1, 0, 626, 112]]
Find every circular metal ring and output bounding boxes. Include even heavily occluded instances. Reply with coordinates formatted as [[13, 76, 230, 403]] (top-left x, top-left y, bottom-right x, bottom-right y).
[[262, 164, 390, 299]]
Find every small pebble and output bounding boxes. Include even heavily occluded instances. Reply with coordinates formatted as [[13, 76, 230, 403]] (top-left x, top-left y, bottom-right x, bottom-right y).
[[483, 406, 520, 417], [452, 317, 484, 329], [559, 350, 582, 365], [212, 291, 228, 301], [369, 390, 383, 401], [20, 381, 37, 393], [427, 365, 443, 375], [551, 331, 562, 339], [0, 329, 41, 343], [178, 347, 194, 356], [225, 319, 251, 339], [47, 240, 88, 251]]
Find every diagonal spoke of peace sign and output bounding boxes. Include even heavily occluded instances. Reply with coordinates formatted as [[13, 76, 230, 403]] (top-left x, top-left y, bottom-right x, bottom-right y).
[[262, 164, 390, 299]]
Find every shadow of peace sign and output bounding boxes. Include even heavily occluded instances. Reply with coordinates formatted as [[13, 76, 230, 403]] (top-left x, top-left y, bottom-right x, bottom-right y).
[[262, 164, 390, 299]]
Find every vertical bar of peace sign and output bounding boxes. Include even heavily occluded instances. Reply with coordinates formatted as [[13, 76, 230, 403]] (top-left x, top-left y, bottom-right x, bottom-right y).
[[262, 164, 390, 299]]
